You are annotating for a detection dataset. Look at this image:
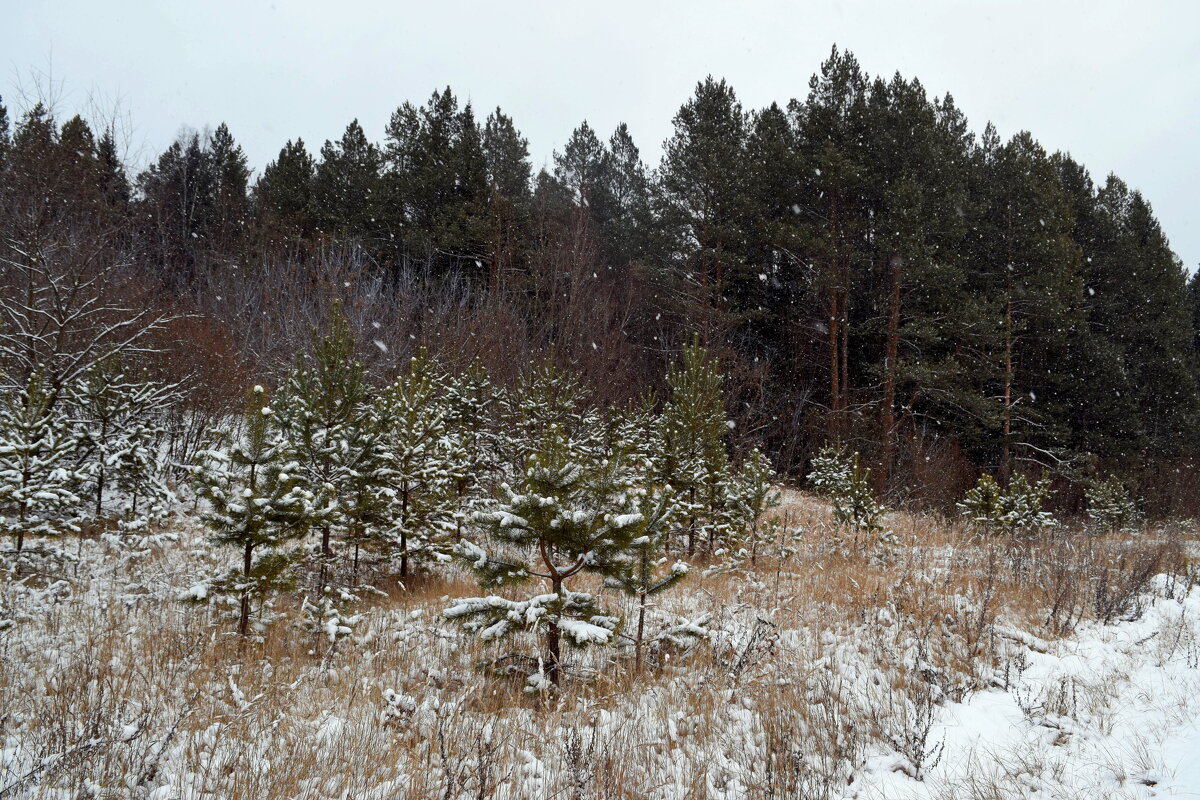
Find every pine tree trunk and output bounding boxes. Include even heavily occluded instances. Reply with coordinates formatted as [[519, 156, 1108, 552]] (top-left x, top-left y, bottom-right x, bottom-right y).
[[1000, 210, 1015, 487], [548, 574, 563, 686], [399, 488, 409, 579], [239, 541, 253, 636], [635, 591, 647, 675], [828, 283, 840, 438], [880, 252, 902, 492]]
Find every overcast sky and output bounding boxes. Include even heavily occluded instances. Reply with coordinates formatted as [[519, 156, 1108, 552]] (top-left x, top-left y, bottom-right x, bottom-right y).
[[4, 0, 1198, 271]]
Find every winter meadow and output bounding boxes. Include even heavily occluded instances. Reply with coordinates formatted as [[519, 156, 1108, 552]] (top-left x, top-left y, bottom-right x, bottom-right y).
[[2, 33, 1200, 800]]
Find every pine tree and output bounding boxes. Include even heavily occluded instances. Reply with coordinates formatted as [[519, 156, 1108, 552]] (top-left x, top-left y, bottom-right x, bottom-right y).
[[0, 372, 82, 554], [958, 473, 1056, 535], [0, 95, 10, 172], [808, 445, 887, 547], [70, 359, 177, 529], [657, 77, 751, 321], [208, 123, 250, 249], [726, 447, 782, 564], [601, 465, 693, 674], [273, 304, 379, 585], [445, 425, 638, 688], [379, 352, 457, 579], [189, 386, 312, 635], [440, 360, 498, 540], [482, 108, 532, 288], [312, 120, 383, 241], [1085, 475, 1143, 534], [658, 341, 731, 555], [256, 138, 316, 240]]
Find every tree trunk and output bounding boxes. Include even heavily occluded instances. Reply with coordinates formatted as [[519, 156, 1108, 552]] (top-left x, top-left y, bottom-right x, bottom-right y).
[[239, 541, 253, 636], [879, 252, 902, 492], [828, 282, 840, 438], [635, 591, 647, 675], [399, 488, 410, 579], [547, 574, 563, 686], [1000, 207, 1015, 487]]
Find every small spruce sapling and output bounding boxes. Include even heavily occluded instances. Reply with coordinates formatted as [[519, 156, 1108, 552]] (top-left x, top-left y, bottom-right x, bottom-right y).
[[0, 372, 82, 555], [445, 425, 636, 689], [188, 386, 313, 635]]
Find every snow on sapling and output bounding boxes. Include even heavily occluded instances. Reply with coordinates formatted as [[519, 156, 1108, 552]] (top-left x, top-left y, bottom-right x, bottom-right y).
[[0, 371, 83, 556], [809, 445, 891, 547], [727, 447, 782, 565], [958, 473, 1056, 535], [272, 303, 372, 577], [380, 352, 458, 578], [188, 386, 313, 635], [500, 356, 601, 473], [445, 425, 637, 689], [439, 359, 498, 540], [1085, 475, 1142, 533], [657, 340, 733, 556], [70, 358, 179, 531], [602, 469, 704, 674]]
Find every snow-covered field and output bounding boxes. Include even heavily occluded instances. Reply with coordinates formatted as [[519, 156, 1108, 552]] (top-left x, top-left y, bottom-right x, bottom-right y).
[[2, 496, 1198, 799]]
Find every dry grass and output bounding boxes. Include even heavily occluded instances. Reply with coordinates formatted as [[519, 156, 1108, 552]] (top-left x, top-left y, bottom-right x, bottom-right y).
[[0, 493, 1196, 799]]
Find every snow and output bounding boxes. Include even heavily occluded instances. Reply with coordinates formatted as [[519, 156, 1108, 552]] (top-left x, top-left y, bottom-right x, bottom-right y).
[[849, 577, 1200, 798]]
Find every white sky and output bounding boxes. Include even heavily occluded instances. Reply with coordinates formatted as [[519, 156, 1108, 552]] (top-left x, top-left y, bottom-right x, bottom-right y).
[[4, 0, 1198, 272]]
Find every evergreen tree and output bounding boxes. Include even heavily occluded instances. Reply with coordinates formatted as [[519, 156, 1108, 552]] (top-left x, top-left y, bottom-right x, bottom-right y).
[[383, 88, 490, 275], [726, 447, 782, 563], [445, 425, 639, 688], [599, 123, 654, 267], [0, 372, 82, 554], [791, 46, 872, 437], [440, 360, 498, 539], [256, 138, 316, 240], [958, 472, 1056, 535], [967, 128, 1085, 478], [273, 305, 375, 579], [657, 77, 750, 323], [208, 123, 251, 248], [482, 108, 532, 287], [658, 341, 731, 555], [553, 121, 611, 212], [95, 128, 131, 213], [379, 353, 457, 578], [312, 119, 383, 240], [189, 386, 312, 635], [70, 359, 177, 528], [808, 445, 888, 547], [0, 95, 10, 172], [1085, 475, 1143, 533]]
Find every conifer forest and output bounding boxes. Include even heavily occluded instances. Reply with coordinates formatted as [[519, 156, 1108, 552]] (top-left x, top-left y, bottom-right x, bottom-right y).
[[2, 24, 1200, 800]]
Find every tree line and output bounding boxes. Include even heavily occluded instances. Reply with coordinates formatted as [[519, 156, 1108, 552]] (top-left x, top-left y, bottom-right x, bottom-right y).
[[2, 45, 1198, 511]]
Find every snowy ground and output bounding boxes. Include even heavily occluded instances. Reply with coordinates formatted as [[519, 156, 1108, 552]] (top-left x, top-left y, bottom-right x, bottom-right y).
[[1, 502, 1198, 799], [852, 573, 1200, 799]]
